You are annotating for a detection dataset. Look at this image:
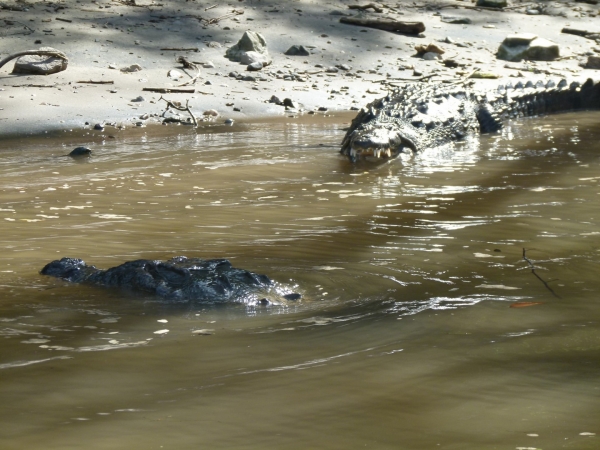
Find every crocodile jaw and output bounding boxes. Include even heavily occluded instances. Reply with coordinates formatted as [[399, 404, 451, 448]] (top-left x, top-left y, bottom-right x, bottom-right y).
[[343, 127, 416, 161]]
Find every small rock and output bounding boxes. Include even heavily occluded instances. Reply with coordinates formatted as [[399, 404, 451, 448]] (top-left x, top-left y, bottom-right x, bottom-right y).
[[12, 47, 68, 75], [229, 71, 240, 78], [131, 96, 145, 102], [415, 43, 445, 55], [233, 107, 241, 112], [202, 61, 215, 68], [94, 123, 104, 131], [247, 61, 263, 71], [203, 109, 219, 117], [242, 75, 256, 82], [69, 147, 92, 158], [121, 64, 142, 73], [225, 31, 269, 62], [284, 45, 310, 56], [191, 329, 214, 335], [422, 52, 442, 60], [282, 98, 295, 108], [240, 51, 271, 66], [317, 106, 328, 112], [440, 15, 472, 24], [207, 41, 221, 48], [585, 55, 600, 69], [224, 118, 234, 125], [108, 63, 117, 69], [168, 69, 183, 79], [497, 34, 559, 62], [325, 66, 339, 73], [337, 64, 351, 71], [443, 59, 460, 68], [204, 80, 212, 85], [269, 95, 282, 104]]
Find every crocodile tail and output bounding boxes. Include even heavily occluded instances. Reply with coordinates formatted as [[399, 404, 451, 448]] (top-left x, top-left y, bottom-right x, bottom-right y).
[[496, 79, 600, 119]]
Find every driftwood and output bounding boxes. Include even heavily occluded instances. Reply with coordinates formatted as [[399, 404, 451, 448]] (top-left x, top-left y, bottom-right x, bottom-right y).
[[159, 96, 197, 126], [339, 17, 425, 35], [561, 27, 600, 39], [0, 50, 68, 71]]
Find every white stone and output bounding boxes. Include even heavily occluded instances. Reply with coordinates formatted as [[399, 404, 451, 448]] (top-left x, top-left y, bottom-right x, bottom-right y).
[[12, 47, 68, 75]]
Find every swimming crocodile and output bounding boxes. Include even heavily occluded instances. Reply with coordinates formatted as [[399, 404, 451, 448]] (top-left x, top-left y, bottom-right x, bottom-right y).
[[341, 78, 600, 162], [41, 256, 301, 305]]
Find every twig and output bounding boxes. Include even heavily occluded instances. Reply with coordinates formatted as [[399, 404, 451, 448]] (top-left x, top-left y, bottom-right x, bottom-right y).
[[201, 9, 243, 26], [159, 96, 197, 126], [77, 80, 114, 84], [143, 87, 195, 93], [522, 248, 561, 298], [205, 4, 217, 11], [0, 50, 68, 71], [11, 84, 57, 88], [160, 47, 199, 52], [176, 56, 201, 86], [55, 17, 72, 23]]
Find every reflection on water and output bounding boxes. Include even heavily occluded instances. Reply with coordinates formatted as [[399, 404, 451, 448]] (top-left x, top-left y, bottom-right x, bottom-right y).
[[0, 112, 599, 449]]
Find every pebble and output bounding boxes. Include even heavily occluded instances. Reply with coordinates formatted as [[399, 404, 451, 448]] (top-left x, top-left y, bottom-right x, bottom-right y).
[[224, 118, 234, 125], [168, 69, 183, 79], [93, 123, 104, 131], [131, 96, 145, 102], [203, 109, 219, 117], [69, 147, 92, 158], [121, 64, 142, 73], [247, 61, 263, 71], [202, 61, 215, 68]]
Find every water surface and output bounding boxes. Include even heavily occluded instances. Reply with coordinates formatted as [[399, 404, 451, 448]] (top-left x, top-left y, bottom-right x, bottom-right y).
[[0, 113, 599, 449]]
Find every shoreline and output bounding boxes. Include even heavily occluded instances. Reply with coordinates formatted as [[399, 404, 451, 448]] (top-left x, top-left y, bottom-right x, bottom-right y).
[[2, 0, 600, 140]]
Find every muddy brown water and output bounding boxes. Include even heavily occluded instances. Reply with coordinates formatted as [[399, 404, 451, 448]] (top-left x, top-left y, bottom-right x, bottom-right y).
[[0, 113, 599, 449]]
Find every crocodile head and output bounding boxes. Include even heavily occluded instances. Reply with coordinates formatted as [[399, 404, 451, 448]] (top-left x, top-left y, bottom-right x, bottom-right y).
[[341, 125, 420, 162]]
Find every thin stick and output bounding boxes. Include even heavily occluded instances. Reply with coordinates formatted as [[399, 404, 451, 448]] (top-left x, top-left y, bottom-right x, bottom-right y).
[[160, 47, 199, 52], [159, 96, 197, 126], [176, 56, 201, 87], [522, 248, 561, 298], [77, 80, 114, 84], [143, 87, 195, 93]]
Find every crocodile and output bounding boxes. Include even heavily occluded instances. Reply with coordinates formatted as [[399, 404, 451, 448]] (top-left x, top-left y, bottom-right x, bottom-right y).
[[41, 256, 301, 305], [341, 78, 600, 162]]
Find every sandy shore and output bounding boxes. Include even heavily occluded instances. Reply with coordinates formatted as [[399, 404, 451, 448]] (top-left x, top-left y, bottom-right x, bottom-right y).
[[1, 0, 600, 139]]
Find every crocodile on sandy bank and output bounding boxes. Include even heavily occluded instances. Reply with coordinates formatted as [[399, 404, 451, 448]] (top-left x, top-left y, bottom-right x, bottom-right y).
[[41, 256, 301, 305], [341, 78, 600, 162]]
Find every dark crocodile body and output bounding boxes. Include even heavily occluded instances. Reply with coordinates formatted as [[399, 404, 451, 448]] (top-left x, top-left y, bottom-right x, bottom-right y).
[[41, 256, 301, 304], [341, 78, 600, 161]]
